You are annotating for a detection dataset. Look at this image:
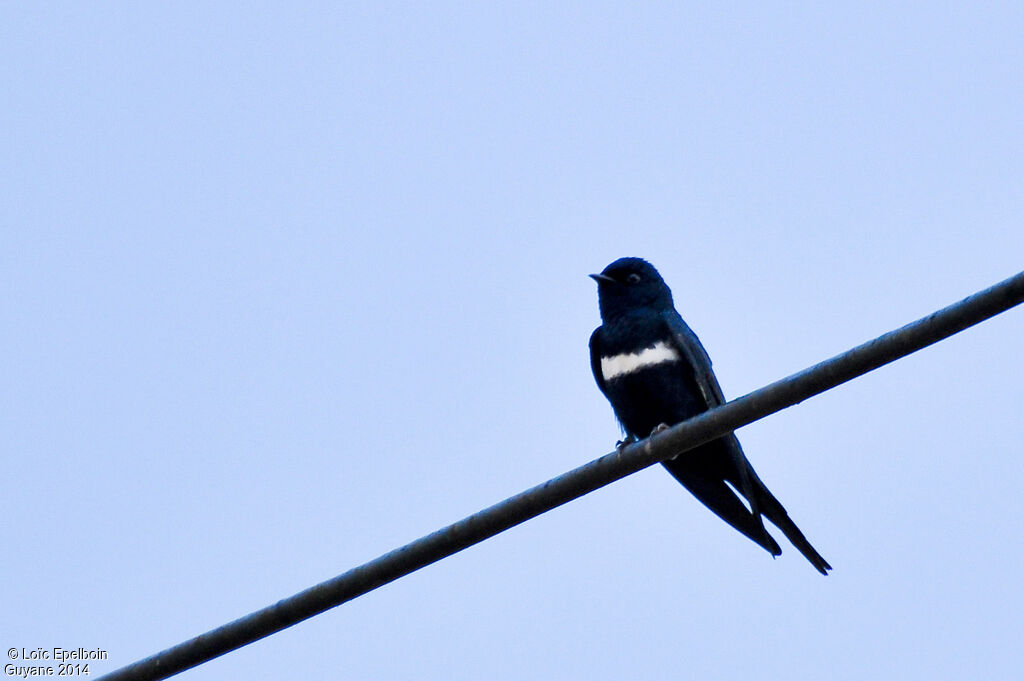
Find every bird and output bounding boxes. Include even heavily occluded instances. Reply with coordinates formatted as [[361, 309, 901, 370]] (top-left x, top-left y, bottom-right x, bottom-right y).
[[589, 257, 831, 575]]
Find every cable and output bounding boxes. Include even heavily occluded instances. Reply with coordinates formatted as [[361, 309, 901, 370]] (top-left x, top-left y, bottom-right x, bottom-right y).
[[98, 269, 1024, 681]]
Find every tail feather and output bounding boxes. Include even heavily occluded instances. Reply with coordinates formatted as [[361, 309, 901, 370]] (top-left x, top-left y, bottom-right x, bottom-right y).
[[662, 457, 782, 558], [664, 439, 831, 575], [753, 484, 832, 576]]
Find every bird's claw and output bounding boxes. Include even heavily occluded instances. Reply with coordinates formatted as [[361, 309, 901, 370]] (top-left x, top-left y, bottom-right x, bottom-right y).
[[649, 423, 671, 436], [615, 434, 637, 451]]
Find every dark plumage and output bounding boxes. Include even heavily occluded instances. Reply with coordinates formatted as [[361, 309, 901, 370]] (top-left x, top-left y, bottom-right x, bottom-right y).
[[589, 257, 831, 575]]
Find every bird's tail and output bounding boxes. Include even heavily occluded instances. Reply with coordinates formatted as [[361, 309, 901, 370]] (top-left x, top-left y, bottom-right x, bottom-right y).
[[663, 438, 832, 575], [750, 473, 832, 576], [662, 455, 783, 558]]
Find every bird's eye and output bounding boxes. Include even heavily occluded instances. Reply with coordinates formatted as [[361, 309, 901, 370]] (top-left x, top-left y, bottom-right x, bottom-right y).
[[626, 273, 642, 284]]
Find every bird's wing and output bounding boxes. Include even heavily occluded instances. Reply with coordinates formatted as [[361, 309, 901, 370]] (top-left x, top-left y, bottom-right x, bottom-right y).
[[660, 310, 726, 409], [661, 309, 771, 539], [588, 326, 609, 397]]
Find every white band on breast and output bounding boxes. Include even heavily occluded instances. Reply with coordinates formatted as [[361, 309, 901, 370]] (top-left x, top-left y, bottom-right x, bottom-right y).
[[600, 341, 681, 381]]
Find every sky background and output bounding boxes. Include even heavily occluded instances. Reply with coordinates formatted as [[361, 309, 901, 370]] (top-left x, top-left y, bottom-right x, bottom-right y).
[[3, 3, 1023, 680]]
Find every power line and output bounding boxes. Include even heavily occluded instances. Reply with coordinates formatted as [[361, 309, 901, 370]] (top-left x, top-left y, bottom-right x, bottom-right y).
[[98, 269, 1024, 681]]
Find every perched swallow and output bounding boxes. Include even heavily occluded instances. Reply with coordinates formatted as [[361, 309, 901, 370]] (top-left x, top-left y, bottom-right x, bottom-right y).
[[589, 257, 831, 574]]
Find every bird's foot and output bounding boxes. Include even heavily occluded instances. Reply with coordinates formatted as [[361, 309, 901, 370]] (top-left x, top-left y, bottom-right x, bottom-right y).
[[615, 434, 637, 451], [649, 423, 671, 436]]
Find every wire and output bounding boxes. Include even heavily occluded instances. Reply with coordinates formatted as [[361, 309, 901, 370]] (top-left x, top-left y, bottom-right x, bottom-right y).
[[97, 269, 1024, 681]]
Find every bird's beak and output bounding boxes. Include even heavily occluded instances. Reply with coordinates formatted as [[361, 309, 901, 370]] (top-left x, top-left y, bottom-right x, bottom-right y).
[[589, 273, 616, 285]]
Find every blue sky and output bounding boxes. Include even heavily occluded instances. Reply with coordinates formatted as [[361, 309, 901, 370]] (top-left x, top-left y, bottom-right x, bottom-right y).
[[3, 3, 1023, 680]]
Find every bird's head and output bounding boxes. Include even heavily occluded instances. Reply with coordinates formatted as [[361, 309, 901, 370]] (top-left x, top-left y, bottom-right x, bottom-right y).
[[590, 257, 674, 321]]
